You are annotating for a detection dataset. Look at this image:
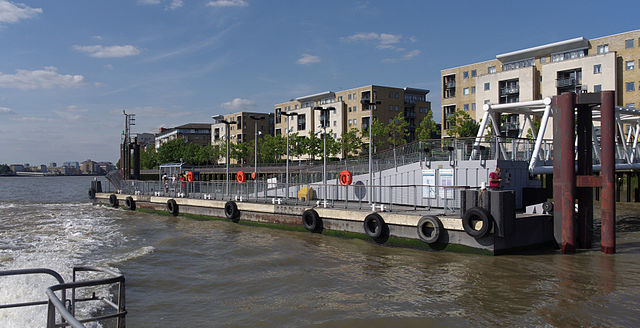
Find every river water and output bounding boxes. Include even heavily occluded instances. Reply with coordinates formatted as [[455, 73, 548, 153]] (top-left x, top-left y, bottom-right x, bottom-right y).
[[1, 176, 640, 327]]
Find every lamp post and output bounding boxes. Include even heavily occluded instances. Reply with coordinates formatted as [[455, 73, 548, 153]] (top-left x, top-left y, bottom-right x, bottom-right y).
[[249, 115, 266, 200], [313, 106, 333, 206], [212, 115, 236, 197], [361, 99, 381, 204], [281, 111, 299, 200]]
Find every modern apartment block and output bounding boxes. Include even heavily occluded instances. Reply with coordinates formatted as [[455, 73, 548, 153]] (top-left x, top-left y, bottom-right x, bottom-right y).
[[155, 123, 211, 149], [440, 29, 640, 137], [211, 112, 274, 145], [273, 85, 431, 157]]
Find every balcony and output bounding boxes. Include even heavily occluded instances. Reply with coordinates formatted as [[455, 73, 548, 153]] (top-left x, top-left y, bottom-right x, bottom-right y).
[[499, 86, 519, 96], [404, 112, 416, 119], [556, 78, 580, 88]]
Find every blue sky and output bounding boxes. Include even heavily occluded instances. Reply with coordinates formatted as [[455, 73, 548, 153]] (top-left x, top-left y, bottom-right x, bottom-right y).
[[0, 0, 638, 165]]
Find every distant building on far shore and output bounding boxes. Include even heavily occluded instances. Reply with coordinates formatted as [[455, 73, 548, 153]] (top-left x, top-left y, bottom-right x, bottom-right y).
[[136, 133, 155, 149], [9, 164, 24, 173]]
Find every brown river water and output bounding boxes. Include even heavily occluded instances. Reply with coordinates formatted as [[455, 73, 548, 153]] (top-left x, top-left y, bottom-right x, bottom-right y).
[[1, 176, 639, 327]]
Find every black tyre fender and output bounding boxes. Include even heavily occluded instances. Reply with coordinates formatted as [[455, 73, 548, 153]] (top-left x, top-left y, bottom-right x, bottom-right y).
[[167, 199, 179, 216], [363, 213, 389, 244], [417, 215, 443, 244], [462, 207, 493, 238], [109, 194, 119, 208], [542, 201, 554, 214], [88, 189, 96, 200], [224, 201, 240, 222], [302, 209, 323, 233], [125, 196, 136, 211]]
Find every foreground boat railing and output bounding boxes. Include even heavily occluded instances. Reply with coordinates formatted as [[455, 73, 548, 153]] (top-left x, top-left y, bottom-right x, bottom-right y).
[[0, 266, 126, 328]]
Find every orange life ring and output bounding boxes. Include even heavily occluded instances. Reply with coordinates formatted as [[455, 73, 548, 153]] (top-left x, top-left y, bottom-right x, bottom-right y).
[[251, 171, 257, 180], [236, 171, 246, 183], [339, 170, 353, 186], [186, 171, 194, 182]]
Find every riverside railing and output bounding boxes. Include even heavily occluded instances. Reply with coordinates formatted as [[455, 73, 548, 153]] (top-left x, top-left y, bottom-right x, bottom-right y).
[[0, 267, 126, 328], [105, 179, 465, 214]]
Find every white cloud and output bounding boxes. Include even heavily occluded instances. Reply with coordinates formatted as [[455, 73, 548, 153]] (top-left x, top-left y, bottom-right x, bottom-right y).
[[73, 45, 141, 58], [297, 54, 320, 65], [167, 0, 183, 10], [207, 0, 248, 7], [343, 32, 402, 49], [221, 98, 255, 111], [0, 0, 42, 24], [383, 49, 420, 63], [0, 67, 84, 90], [0, 106, 15, 114]]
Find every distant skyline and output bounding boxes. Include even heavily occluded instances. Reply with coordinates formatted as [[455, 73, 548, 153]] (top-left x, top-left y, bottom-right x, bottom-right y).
[[1, 0, 638, 164]]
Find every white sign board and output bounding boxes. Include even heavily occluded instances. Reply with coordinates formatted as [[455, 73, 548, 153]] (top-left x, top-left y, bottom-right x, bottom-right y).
[[267, 177, 277, 189], [439, 168, 454, 199], [422, 169, 436, 198]]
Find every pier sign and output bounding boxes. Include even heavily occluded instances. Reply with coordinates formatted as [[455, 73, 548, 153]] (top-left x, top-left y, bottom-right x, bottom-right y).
[[439, 169, 454, 199], [422, 169, 436, 198]]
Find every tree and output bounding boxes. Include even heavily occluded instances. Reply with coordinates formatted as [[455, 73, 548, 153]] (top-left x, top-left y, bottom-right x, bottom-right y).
[[339, 128, 364, 159], [156, 138, 188, 164], [258, 135, 286, 164], [140, 146, 158, 169], [230, 142, 251, 164], [416, 110, 438, 140], [0, 164, 10, 175], [302, 130, 323, 160], [362, 118, 387, 154], [447, 110, 480, 138], [385, 113, 410, 148]]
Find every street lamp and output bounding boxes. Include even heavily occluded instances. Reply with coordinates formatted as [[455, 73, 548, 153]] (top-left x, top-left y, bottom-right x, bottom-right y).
[[249, 115, 266, 200], [361, 99, 381, 204], [281, 111, 299, 200], [313, 106, 333, 206], [212, 115, 236, 197]]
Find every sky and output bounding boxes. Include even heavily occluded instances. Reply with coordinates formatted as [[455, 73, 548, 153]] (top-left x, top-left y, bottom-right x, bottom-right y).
[[0, 0, 638, 165]]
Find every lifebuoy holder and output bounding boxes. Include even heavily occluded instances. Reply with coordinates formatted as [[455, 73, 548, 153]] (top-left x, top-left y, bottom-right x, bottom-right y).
[[236, 171, 247, 183], [339, 170, 353, 186]]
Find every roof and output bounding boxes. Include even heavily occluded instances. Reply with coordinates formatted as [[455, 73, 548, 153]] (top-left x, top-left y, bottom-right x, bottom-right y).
[[496, 37, 589, 63], [176, 123, 212, 129]]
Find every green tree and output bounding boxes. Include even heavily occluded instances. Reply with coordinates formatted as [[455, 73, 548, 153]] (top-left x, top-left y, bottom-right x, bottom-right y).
[[258, 135, 286, 164], [385, 113, 410, 149], [288, 133, 305, 160], [339, 128, 364, 159], [447, 110, 480, 138], [156, 138, 187, 164], [0, 164, 10, 175], [230, 142, 251, 164], [362, 118, 387, 154], [416, 110, 438, 140], [302, 130, 323, 160], [140, 146, 158, 169]]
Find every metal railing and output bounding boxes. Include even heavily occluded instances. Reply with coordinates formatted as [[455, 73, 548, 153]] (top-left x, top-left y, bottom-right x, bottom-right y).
[[0, 267, 126, 328], [106, 179, 466, 215]]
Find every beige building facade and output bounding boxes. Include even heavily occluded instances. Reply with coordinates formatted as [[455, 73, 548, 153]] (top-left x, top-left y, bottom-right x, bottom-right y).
[[274, 85, 431, 158], [441, 29, 640, 137], [211, 112, 273, 146]]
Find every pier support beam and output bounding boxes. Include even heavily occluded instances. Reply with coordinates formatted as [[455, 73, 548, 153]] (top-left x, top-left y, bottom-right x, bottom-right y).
[[553, 93, 576, 253], [576, 104, 593, 249], [600, 91, 616, 254]]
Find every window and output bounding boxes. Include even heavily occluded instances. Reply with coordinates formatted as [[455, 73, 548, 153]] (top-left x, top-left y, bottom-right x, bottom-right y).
[[484, 100, 490, 104], [463, 88, 469, 95], [626, 82, 635, 92], [388, 118, 393, 124], [395, 92, 399, 99], [471, 69, 477, 77], [471, 86, 476, 94], [354, 119, 357, 125], [353, 105, 357, 111], [594, 84, 602, 92], [597, 44, 609, 54], [551, 49, 586, 62], [297, 114, 306, 130], [333, 121, 336, 127], [389, 105, 393, 111], [464, 104, 469, 111], [626, 39, 635, 49], [626, 60, 635, 70], [484, 82, 490, 91], [395, 105, 399, 111], [338, 96, 342, 101], [540, 57, 546, 63], [594, 64, 602, 74], [625, 103, 635, 108], [348, 94, 351, 100], [463, 71, 469, 79], [348, 119, 352, 125], [389, 91, 393, 98], [472, 103, 476, 111], [348, 106, 352, 112], [488, 66, 496, 74]]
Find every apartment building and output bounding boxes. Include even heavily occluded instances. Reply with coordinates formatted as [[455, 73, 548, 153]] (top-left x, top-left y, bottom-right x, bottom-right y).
[[273, 85, 431, 158], [155, 123, 211, 149], [440, 29, 640, 137], [211, 112, 274, 145]]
